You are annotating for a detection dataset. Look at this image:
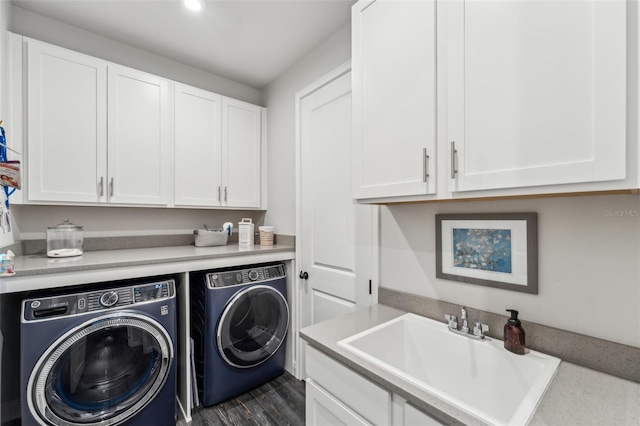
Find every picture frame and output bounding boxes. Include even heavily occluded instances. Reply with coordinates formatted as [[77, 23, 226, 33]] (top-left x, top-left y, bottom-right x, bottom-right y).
[[435, 213, 538, 294]]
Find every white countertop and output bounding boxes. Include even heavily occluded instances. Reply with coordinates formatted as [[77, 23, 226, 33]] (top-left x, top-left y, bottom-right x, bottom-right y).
[[300, 304, 640, 426], [0, 243, 295, 294]]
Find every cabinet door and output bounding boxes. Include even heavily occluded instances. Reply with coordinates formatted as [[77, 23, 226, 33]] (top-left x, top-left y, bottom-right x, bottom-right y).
[[174, 83, 223, 207], [403, 403, 443, 426], [352, 0, 436, 199], [221, 97, 262, 208], [306, 380, 371, 426], [306, 346, 390, 425], [107, 65, 170, 205], [447, 0, 626, 192], [26, 39, 107, 203]]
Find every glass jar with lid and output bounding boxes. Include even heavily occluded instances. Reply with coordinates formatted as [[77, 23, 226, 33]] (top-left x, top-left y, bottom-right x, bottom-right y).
[[46, 219, 84, 257]]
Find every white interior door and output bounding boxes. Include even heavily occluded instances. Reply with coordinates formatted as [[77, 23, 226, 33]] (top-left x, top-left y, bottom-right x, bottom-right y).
[[297, 65, 376, 377]]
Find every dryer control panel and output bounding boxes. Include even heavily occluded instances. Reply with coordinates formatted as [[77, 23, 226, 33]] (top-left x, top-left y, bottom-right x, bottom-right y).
[[22, 280, 175, 321], [207, 264, 286, 288]]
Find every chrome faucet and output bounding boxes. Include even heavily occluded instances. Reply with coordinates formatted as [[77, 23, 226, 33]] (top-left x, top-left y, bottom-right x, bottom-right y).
[[444, 306, 489, 340]]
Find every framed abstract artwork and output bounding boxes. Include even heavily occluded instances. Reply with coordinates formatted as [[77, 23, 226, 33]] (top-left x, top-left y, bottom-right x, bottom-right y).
[[435, 213, 538, 294]]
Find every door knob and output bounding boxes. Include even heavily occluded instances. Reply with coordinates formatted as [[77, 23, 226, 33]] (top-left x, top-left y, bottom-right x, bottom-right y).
[[299, 271, 309, 280]]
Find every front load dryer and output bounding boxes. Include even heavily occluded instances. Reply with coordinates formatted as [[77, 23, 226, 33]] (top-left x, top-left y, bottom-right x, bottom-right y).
[[191, 263, 289, 406], [21, 278, 177, 426]]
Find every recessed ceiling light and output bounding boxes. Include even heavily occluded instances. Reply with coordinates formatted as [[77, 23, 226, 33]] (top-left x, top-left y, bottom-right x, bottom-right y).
[[184, 0, 206, 12]]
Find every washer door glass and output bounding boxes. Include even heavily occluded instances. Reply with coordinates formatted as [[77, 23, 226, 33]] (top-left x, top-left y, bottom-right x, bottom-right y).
[[217, 284, 289, 368], [29, 314, 173, 426]]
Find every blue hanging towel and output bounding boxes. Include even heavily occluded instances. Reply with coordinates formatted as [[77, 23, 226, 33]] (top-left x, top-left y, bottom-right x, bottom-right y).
[[0, 125, 16, 208]]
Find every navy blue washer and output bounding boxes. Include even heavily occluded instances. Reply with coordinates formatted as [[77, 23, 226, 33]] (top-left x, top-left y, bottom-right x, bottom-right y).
[[191, 263, 289, 406], [21, 279, 177, 426]]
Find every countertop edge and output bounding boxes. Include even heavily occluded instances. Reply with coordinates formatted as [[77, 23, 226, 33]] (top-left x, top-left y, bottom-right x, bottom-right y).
[[15, 245, 295, 277], [0, 244, 295, 294]]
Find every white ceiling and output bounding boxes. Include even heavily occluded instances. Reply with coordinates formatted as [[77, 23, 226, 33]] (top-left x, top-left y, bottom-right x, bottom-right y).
[[11, 0, 355, 89]]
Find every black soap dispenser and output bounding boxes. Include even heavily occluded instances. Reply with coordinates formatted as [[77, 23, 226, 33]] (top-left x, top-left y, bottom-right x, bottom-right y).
[[504, 309, 525, 355]]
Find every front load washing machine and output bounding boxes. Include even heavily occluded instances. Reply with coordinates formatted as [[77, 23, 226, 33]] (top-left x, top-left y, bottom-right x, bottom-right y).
[[191, 263, 289, 406], [21, 278, 177, 426]]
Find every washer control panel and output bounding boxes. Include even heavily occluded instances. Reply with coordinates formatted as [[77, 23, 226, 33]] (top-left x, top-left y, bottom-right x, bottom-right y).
[[207, 264, 286, 288], [22, 280, 175, 321]]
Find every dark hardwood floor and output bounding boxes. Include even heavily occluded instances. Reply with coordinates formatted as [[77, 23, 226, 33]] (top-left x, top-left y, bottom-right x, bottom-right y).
[[179, 372, 306, 426]]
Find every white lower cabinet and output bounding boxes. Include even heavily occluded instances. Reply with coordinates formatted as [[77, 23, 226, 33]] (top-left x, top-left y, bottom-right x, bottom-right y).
[[306, 380, 371, 426], [402, 402, 443, 426], [306, 346, 390, 425], [305, 346, 444, 426]]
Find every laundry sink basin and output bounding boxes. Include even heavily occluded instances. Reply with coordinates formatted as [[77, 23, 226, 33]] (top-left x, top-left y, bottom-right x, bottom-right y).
[[337, 313, 560, 425]]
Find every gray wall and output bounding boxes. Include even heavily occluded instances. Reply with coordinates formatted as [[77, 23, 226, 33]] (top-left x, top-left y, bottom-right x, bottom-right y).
[[13, 205, 265, 239], [381, 195, 640, 347], [10, 6, 262, 105], [262, 24, 351, 235]]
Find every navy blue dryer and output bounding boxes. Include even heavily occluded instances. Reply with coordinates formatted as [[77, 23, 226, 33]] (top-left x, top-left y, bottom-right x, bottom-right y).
[[21, 279, 177, 426], [191, 263, 289, 406]]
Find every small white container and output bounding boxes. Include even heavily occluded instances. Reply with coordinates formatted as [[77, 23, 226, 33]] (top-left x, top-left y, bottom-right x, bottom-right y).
[[238, 218, 255, 247]]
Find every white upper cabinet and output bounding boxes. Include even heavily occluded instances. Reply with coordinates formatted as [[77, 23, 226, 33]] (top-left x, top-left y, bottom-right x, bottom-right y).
[[174, 83, 223, 207], [351, 0, 632, 202], [174, 87, 263, 209], [25, 39, 170, 206], [107, 64, 170, 205], [352, 0, 437, 199], [19, 36, 265, 209], [26, 39, 107, 203], [446, 0, 627, 193], [221, 97, 263, 208]]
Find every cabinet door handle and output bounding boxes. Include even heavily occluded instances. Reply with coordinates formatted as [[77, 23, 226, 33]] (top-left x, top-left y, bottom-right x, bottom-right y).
[[99, 177, 104, 196], [109, 177, 114, 197], [224, 186, 228, 202], [423, 148, 429, 182], [217, 186, 221, 202], [451, 141, 458, 179]]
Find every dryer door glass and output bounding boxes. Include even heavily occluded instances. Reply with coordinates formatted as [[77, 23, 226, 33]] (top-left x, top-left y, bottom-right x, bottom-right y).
[[218, 284, 289, 368], [29, 315, 173, 425]]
